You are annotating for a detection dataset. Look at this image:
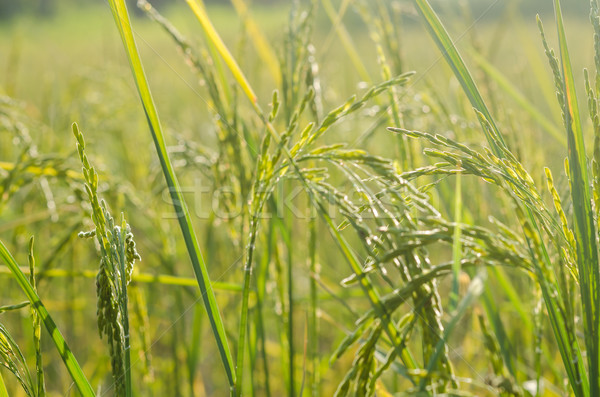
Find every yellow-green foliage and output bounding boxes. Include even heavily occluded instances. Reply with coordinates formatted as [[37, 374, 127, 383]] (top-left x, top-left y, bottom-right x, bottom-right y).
[[3, 1, 600, 396]]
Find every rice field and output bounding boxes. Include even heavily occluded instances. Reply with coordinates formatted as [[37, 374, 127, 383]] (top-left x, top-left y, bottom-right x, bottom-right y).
[[1, 0, 600, 396]]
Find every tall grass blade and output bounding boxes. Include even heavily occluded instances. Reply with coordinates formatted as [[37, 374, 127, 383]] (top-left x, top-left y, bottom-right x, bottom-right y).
[[0, 266, 242, 291], [255, 227, 273, 397], [308, 215, 319, 396], [0, 240, 95, 396], [413, 0, 507, 155], [284, 214, 295, 397], [185, 0, 259, 107], [106, 0, 236, 389]]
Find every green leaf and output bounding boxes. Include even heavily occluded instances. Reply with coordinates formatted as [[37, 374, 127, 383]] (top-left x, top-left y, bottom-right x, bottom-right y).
[[0, 240, 95, 397], [413, 0, 507, 156], [185, 0, 258, 107], [106, 0, 236, 388]]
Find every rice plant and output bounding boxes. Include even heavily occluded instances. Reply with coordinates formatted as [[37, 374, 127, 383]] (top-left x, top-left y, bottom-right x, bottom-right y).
[[73, 122, 141, 397], [6, 0, 600, 395]]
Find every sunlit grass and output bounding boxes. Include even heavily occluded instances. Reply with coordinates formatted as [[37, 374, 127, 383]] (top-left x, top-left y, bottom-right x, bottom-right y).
[[4, 0, 600, 396]]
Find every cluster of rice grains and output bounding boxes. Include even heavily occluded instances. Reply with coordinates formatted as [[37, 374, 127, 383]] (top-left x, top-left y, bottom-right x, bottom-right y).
[[74, 123, 141, 397]]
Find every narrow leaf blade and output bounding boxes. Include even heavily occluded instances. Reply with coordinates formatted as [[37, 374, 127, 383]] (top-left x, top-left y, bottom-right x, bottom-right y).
[[107, 0, 236, 387], [0, 240, 95, 397]]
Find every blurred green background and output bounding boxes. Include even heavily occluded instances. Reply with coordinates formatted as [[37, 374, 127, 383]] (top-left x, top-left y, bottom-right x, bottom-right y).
[[0, 0, 592, 19], [0, 0, 596, 395]]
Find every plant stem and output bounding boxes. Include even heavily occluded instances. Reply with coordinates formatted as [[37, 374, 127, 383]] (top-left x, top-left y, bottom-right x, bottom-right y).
[[308, 215, 319, 396]]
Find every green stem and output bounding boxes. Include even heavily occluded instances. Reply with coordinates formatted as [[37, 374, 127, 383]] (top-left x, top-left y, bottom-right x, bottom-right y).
[[117, 224, 132, 397], [450, 169, 462, 311], [28, 237, 46, 397], [235, 216, 259, 397], [256, 225, 273, 397], [285, 211, 295, 397], [0, 267, 242, 291], [308, 215, 319, 397]]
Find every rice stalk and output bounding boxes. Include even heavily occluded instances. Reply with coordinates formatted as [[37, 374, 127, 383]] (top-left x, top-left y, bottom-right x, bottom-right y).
[[308, 214, 319, 396], [549, 1, 599, 394], [182, 1, 445, 392], [410, 1, 600, 393], [27, 237, 45, 397], [450, 166, 462, 311], [73, 122, 140, 397]]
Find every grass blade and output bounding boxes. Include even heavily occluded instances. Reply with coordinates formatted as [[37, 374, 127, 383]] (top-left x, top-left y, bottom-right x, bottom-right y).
[[308, 215, 319, 396], [413, 0, 507, 155], [0, 266, 242, 291], [106, 0, 236, 389], [0, 240, 95, 396], [185, 0, 258, 107]]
